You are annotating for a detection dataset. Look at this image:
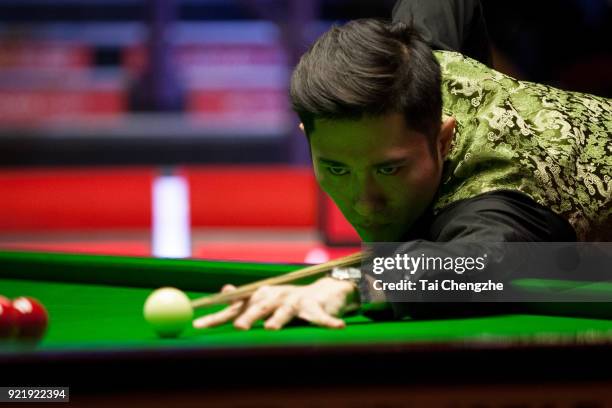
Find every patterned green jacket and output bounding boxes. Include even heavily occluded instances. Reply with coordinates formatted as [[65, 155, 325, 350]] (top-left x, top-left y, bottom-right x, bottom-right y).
[[434, 51, 611, 241]]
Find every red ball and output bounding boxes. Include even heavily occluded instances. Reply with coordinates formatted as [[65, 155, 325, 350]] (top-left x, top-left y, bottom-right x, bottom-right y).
[[0, 296, 18, 340], [12, 297, 48, 342]]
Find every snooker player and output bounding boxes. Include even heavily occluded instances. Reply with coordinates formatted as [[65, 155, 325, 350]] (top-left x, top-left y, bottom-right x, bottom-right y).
[[193, 19, 611, 331]]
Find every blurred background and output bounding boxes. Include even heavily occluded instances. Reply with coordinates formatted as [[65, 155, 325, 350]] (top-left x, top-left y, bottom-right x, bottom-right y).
[[0, 0, 610, 263]]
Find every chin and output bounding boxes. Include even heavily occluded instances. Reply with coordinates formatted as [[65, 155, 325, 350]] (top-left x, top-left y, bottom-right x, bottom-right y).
[[358, 230, 399, 243]]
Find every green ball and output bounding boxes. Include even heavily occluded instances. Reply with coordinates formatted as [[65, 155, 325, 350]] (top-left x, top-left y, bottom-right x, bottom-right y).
[[144, 287, 193, 338]]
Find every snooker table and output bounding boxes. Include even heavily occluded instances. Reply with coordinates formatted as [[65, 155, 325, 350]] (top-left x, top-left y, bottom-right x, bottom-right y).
[[1, 250, 612, 407]]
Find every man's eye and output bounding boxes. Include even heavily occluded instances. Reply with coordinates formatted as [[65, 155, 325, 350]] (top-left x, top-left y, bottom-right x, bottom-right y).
[[327, 166, 349, 176], [377, 166, 400, 175]]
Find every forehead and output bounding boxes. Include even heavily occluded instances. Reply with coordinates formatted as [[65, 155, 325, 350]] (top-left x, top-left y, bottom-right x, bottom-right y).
[[309, 113, 419, 163]]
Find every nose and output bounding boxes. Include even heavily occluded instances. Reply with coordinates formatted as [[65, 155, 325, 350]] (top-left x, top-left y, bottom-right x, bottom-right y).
[[352, 174, 385, 217]]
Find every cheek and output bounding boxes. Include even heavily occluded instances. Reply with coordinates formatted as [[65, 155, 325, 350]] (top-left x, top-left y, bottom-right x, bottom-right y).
[[403, 139, 442, 195], [316, 171, 350, 203], [411, 160, 439, 190], [412, 162, 440, 200], [392, 162, 439, 207]]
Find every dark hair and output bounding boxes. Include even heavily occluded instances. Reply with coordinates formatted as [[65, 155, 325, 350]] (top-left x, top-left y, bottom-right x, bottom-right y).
[[290, 19, 442, 141]]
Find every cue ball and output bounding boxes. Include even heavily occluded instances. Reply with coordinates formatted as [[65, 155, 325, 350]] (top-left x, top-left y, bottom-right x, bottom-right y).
[[143, 287, 193, 338], [12, 296, 49, 342]]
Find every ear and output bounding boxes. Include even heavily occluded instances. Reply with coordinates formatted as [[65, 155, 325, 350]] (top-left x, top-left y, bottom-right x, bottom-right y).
[[298, 122, 305, 134], [437, 116, 456, 160]]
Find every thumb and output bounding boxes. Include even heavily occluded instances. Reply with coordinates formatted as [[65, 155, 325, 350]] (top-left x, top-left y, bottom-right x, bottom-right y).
[[221, 284, 237, 293]]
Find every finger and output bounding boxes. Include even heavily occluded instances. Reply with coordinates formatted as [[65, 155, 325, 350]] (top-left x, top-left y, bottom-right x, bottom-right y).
[[193, 300, 244, 328], [249, 285, 275, 303], [299, 303, 346, 329], [193, 284, 242, 329], [233, 301, 278, 330], [264, 303, 298, 330], [221, 284, 237, 294]]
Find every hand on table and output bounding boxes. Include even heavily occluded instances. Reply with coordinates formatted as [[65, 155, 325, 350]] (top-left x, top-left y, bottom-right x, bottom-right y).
[[192, 277, 359, 331]]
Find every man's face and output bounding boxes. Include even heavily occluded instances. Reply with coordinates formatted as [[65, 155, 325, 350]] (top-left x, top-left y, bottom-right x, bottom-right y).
[[309, 113, 446, 242]]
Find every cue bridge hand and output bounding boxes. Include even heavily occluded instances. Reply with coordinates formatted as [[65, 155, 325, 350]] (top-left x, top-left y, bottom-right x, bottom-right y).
[[193, 277, 359, 331]]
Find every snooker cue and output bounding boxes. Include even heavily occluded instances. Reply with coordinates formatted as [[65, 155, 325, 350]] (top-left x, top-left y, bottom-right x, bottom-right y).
[[190, 251, 364, 309]]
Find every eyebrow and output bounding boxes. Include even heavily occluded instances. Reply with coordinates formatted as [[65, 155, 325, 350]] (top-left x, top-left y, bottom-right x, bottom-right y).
[[318, 158, 347, 166], [372, 159, 408, 168], [317, 158, 408, 167]]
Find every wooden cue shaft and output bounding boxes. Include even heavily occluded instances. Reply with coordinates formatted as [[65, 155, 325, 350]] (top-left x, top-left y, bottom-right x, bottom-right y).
[[190, 251, 364, 309]]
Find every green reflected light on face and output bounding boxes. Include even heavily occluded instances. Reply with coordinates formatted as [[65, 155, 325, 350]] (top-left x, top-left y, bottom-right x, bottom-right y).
[[309, 113, 442, 242]]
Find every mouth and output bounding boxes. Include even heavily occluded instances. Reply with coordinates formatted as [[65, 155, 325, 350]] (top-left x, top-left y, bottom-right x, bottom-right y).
[[355, 222, 391, 230]]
